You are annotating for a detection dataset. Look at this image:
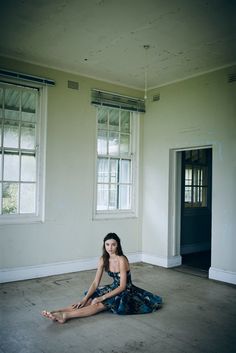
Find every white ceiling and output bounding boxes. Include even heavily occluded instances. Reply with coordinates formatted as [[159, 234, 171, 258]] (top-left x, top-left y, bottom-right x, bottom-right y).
[[1, 0, 236, 90]]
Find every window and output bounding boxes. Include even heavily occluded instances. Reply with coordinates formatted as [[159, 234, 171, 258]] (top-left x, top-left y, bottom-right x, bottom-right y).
[[95, 106, 139, 218], [0, 82, 46, 223], [183, 149, 211, 208]]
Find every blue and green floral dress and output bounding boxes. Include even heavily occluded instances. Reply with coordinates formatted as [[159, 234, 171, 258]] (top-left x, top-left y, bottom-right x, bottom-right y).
[[89, 270, 162, 315]]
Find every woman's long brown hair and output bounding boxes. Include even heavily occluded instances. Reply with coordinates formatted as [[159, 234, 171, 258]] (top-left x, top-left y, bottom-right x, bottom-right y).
[[102, 233, 125, 271]]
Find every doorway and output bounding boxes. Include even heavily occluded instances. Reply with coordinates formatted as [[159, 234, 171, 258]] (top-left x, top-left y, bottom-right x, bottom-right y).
[[180, 148, 212, 271]]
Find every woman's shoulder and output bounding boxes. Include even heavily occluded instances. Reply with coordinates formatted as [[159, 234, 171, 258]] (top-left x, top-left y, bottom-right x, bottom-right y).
[[98, 256, 105, 268], [118, 255, 130, 270]]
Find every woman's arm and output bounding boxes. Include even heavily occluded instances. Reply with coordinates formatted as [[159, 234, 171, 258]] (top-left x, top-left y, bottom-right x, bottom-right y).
[[92, 256, 129, 304], [73, 257, 104, 308]]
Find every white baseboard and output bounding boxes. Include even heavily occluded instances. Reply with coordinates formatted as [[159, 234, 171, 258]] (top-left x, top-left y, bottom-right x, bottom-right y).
[[2, 254, 235, 286], [0, 252, 142, 284], [142, 253, 181, 268], [181, 242, 211, 255], [209, 267, 236, 285], [0, 257, 100, 284]]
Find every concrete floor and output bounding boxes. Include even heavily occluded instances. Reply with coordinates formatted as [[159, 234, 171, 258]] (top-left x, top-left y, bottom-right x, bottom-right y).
[[0, 263, 236, 353]]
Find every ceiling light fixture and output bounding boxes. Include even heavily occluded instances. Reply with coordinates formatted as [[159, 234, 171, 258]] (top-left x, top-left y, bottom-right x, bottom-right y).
[[143, 45, 150, 100]]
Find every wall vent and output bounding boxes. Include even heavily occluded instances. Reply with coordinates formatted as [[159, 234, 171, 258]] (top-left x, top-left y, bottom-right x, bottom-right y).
[[152, 93, 160, 102], [68, 80, 79, 90], [228, 73, 236, 83]]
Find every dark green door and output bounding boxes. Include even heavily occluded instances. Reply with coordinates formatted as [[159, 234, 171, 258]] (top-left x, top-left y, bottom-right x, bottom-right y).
[[180, 149, 212, 270]]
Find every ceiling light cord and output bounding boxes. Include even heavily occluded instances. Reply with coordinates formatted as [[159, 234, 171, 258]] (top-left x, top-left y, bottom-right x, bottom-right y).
[[143, 45, 150, 100]]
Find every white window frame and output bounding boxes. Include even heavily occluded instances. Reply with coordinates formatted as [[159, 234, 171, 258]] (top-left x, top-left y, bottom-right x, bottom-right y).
[[0, 80, 47, 225], [93, 106, 140, 220]]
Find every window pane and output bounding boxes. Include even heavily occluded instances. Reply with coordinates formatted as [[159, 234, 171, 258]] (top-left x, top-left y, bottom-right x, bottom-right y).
[[120, 159, 131, 183], [119, 185, 131, 209], [0, 152, 2, 181], [5, 88, 20, 120], [3, 120, 19, 148], [97, 158, 109, 183], [201, 187, 207, 207], [21, 123, 36, 149], [97, 184, 109, 210], [109, 109, 119, 131], [193, 168, 202, 186], [97, 130, 107, 154], [185, 150, 191, 162], [191, 150, 198, 162], [202, 167, 208, 186], [109, 184, 117, 209], [4, 152, 19, 181], [108, 131, 119, 155], [22, 90, 36, 123], [20, 183, 36, 213], [98, 107, 108, 129], [2, 182, 19, 214], [199, 149, 206, 164], [0, 88, 3, 118], [185, 167, 192, 186], [0, 183, 2, 213], [0, 120, 2, 146], [184, 187, 192, 204], [110, 159, 119, 183], [121, 111, 130, 133], [21, 154, 36, 181], [120, 134, 130, 155]]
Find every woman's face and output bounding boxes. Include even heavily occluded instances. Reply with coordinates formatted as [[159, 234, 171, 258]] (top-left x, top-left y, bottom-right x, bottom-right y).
[[105, 239, 118, 256]]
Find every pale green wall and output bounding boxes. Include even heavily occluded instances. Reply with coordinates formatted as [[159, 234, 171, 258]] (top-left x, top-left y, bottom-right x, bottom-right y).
[[0, 57, 143, 269], [1, 57, 236, 279], [142, 66, 236, 272]]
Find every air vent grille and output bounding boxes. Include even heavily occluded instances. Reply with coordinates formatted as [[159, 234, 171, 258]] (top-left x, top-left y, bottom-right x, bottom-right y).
[[68, 80, 79, 90], [153, 93, 160, 102], [228, 73, 236, 83]]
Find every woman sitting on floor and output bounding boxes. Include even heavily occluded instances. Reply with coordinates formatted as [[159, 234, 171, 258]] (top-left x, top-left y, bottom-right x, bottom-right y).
[[42, 233, 162, 323]]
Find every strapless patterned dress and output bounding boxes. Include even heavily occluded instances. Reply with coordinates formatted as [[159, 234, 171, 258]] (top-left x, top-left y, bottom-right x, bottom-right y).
[[89, 270, 162, 315]]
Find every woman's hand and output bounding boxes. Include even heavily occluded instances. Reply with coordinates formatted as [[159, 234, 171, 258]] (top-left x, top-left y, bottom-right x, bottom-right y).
[[72, 297, 87, 309], [91, 297, 103, 305]]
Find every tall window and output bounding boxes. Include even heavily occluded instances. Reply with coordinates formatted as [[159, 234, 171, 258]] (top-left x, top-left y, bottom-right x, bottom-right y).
[[0, 82, 45, 223], [95, 106, 138, 217]]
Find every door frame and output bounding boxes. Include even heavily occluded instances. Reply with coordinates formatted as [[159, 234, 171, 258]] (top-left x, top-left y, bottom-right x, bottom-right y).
[[168, 145, 213, 265]]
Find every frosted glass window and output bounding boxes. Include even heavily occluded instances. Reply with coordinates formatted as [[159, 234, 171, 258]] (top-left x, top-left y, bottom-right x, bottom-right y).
[[108, 131, 119, 155], [2, 182, 19, 214], [97, 158, 109, 183], [4, 120, 19, 148], [97, 184, 109, 210], [120, 160, 131, 183], [119, 185, 131, 209], [0, 82, 43, 220], [120, 134, 130, 155], [21, 154, 36, 182], [96, 106, 136, 213], [97, 130, 107, 155], [121, 111, 130, 133], [4, 152, 20, 181], [109, 109, 119, 131], [21, 123, 36, 149], [20, 183, 36, 213]]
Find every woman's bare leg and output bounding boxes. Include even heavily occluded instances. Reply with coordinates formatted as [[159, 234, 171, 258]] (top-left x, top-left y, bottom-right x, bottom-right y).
[[50, 303, 107, 324], [42, 299, 93, 318]]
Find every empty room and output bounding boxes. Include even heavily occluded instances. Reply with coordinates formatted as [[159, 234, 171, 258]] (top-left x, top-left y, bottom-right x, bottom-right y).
[[0, 1, 236, 353]]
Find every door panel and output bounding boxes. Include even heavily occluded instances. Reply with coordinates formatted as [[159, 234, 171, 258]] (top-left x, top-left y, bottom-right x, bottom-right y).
[[181, 149, 212, 256]]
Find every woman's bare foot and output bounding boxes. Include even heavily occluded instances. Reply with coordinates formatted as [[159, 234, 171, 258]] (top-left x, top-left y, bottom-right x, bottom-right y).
[[42, 310, 55, 320], [51, 311, 67, 324]]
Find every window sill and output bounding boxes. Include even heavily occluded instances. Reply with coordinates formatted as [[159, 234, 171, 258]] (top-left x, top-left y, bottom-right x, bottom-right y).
[[93, 210, 137, 221], [0, 214, 44, 225]]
